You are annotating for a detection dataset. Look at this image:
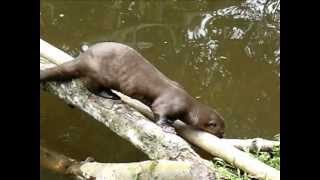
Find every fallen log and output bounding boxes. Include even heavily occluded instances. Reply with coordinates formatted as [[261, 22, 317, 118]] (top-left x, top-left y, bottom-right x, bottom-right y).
[[41, 146, 209, 180], [40, 39, 279, 180]]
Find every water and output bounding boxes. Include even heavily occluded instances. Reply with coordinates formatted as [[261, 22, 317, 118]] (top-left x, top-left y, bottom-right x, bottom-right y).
[[40, 0, 279, 179]]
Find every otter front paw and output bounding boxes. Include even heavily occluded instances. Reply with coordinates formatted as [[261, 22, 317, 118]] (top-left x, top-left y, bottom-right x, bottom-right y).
[[159, 124, 177, 134], [155, 115, 177, 134]]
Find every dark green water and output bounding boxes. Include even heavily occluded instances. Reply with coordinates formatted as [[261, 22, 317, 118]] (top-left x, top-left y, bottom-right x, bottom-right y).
[[40, 0, 279, 179]]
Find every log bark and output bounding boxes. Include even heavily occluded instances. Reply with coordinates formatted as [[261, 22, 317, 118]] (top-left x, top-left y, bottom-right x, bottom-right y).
[[41, 146, 212, 180], [40, 39, 215, 179]]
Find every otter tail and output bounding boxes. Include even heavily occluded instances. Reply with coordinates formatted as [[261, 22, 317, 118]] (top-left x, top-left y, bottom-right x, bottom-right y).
[[40, 60, 81, 82]]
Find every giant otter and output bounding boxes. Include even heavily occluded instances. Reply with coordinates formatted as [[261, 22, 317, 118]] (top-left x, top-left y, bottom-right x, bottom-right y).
[[40, 42, 225, 137]]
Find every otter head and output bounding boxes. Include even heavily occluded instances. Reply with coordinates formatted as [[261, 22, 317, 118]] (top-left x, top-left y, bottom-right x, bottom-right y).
[[188, 103, 225, 138]]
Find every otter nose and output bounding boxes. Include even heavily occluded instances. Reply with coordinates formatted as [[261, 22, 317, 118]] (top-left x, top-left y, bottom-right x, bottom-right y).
[[217, 130, 225, 138]]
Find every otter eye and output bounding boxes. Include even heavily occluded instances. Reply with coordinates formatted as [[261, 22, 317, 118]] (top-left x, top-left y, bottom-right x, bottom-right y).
[[208, 122, 217, 128]]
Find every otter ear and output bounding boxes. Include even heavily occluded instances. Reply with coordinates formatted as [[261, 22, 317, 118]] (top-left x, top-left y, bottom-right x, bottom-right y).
[[80, 43, 90, 53]]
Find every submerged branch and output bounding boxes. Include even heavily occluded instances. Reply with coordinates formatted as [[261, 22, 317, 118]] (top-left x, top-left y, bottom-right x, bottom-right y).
[[41, 146, 212, 180], [221, 138, 279, 152]]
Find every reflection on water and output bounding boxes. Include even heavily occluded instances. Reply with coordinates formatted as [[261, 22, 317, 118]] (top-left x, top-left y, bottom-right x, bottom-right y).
[[40, 0, 279, 178], [179, 0, 280, 138]]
